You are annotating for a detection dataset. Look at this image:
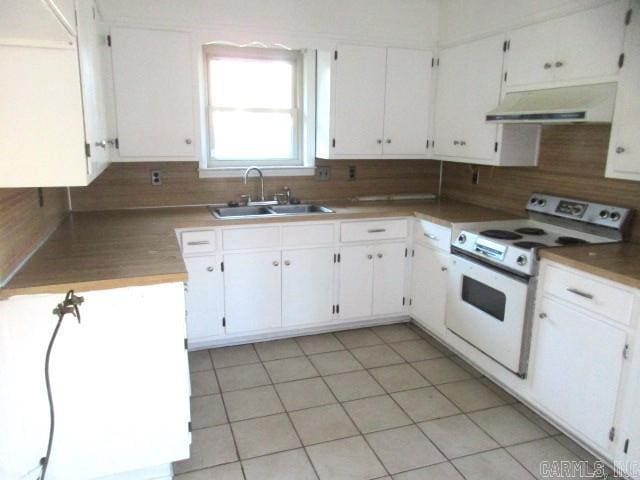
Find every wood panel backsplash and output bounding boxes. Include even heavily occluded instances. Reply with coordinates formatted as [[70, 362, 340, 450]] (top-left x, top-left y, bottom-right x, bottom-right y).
[[442, 125, 640, 241], [69, 159, 441, 211], [0, 188, 68, 284]]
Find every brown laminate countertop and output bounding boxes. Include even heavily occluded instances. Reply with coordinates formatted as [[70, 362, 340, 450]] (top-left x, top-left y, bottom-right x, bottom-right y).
[[539, 243, 640, 290], [1, 198, 520, 298]]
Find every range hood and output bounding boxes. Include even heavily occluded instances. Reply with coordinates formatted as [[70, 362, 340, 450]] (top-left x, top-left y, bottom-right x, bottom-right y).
[[486, 83, 616, 124]]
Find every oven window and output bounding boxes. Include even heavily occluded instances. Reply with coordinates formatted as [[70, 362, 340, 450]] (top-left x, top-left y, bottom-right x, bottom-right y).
[[461, 276, 506, 321]]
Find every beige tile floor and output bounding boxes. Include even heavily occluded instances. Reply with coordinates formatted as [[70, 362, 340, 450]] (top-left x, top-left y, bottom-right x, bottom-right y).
[[175, 322, 614, 480]]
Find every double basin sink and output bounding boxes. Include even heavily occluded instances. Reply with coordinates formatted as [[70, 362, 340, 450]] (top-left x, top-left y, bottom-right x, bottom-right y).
[[210, 204, 335, 219]]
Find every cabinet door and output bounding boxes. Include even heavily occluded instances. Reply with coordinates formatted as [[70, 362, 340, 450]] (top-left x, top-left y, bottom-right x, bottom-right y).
[[110, 27, 195, 157], [372, 242, 407, 316], [332, 45, 386, 155], [223, 251, 282, 333], [607, 3, 640, 182], [433, 44, 466, 157], [76, 0, 110, 181], [338, 245, 374, 319], [506, 19, 558, 87], [531, 297, 627, 449], [184, 256, 224, 341], [282, 248, 335, 327], [383, 48, 432, 155], [554, 1, 627, 83], [411, 244, 448, 337], [461, 34, 502, 162]]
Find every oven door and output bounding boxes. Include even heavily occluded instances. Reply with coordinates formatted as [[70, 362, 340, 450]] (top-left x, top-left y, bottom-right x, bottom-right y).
[[446, 253, 533, 376]]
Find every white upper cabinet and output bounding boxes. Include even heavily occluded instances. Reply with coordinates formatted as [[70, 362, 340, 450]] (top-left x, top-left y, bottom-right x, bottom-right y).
[[0, 0, 111, 187], [433, 34, 540, 166], [607, 3, 640, 181], [110, 27, 196, 158], [506, 1, 628, 89], [316, 45, 433, 159], [0, 0, 76, 46]]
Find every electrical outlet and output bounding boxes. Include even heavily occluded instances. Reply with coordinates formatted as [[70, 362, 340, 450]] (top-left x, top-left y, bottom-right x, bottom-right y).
[[316, 166, 330, 181], [151, 170, 162, 186], [348, 165, 357, 180]]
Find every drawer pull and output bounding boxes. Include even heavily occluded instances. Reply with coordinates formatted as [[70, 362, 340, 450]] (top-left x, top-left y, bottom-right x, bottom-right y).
[[368, 228, 387, 233], [424, 233, 438, 240], [567, 288, 594, 300], [187, 240, 210, 246]]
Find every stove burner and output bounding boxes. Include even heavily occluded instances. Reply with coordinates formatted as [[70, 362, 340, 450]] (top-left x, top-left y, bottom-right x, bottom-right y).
[[480, 229, 523, 240], [515, 227, 546, 236], [513, 241, 547, 250], [556, 236, 589, 245]]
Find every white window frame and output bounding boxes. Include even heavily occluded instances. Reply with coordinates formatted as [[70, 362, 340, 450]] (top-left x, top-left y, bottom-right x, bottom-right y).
[[202, 45, 313, 172]]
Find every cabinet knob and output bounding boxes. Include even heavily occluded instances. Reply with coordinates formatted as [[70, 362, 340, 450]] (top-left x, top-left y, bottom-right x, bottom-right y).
[[460, 140, 466, 146], [376, 139, 383, 144], [185, 138, 192, 145], [273, 261, 279, 267], [385, 139, 391, 144], [367, 254, 373, 260], [441, 266, 448, 272], [377, 253, 383, 258], [206, 266, 214, 272], [555, 61, 564, 68], [539, 313, 547, 319], [95, 140, 107, 149], [284, 260, 291, 266], [616, 146, 626, 154], [453, 140, 460, 145], [544, 62, 552, 69]]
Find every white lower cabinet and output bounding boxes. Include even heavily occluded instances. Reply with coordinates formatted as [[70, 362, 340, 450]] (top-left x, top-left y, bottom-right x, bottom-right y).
[[282, 247, 335, 327], [223, 251, 282, 334], [338, 242, 406, 320], [531, 295, 628, 450], [410, 243, 449, 337], [184, 256, 224, 342]]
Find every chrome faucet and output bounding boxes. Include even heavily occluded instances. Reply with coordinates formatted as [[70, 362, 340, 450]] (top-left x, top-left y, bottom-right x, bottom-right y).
[[243, 167, 265, 202]]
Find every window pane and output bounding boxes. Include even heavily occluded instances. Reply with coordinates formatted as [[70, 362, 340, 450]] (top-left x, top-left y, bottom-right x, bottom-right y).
[[211, 111, 295, 160], [209, 58, 293, 109]]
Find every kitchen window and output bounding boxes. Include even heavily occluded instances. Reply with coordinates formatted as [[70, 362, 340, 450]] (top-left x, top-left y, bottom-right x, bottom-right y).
[[204, 45, 309, 170]]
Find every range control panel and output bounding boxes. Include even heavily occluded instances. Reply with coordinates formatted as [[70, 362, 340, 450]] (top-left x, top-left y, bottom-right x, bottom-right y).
[[527, 193, 632, 231]]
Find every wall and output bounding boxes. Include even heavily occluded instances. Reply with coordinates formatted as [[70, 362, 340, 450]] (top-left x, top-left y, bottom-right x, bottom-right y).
[[442, 125, 640, 241], [69, 159, 441, 211], [0, 188, 68, 285], [437, 0, 612, 45]]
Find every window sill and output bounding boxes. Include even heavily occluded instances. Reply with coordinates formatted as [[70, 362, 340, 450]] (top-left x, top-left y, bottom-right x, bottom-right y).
[[199, 166, 316, 178]]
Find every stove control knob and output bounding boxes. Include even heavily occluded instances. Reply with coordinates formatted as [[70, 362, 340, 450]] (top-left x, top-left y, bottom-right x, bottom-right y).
[[599, 209, 610, 219], [536, 199, 547, 207], [457, 233, 467, 244], [530, 197, 538, 204], [516, 255, 528, 266], [571, 205, 584, 215], [610, 211, 621, 221]]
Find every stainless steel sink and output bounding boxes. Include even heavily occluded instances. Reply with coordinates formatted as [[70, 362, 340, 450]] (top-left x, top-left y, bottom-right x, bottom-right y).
[[209, 204, 334, 219], [269, 204, 334, 215]]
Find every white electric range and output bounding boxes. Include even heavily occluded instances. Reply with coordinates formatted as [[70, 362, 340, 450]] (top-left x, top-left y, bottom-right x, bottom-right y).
[[445, 193, 633, 377]]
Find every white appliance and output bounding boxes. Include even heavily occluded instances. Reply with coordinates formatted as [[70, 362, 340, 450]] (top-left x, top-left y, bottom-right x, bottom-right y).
[[446, 193, 632, 377]]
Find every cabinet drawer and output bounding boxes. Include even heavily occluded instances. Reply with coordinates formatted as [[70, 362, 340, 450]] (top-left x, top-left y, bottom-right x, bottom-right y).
[[282, 223, 335, 247], [543, 264, 634, 325], [340, 219, 408, 242], [413, 220, 451, 251], [181, 230, 217, 255], [222, 226, 280, 250]]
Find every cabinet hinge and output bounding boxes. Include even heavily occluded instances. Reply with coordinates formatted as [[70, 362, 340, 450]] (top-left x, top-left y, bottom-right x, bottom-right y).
[[404, 248, 408, 257], [412, 249, 415, 257], [609, 427, 616, 442], [494, 142, 498, 152], [188, 421, 192, 432], [107, 34, 112, 47], [184, 338, 188, 350], [504, 71, 508, 82], [334, 253, 337, 263], [332, 138, 336, 148], [114, 138, 119, 149], [625, 8, 632, 25], [336, 304, 340, 314], [426, 140, 429, 150], [409, 298, 413, 306], [619, 53, 625, 68], [221, 261, 224, 272], [431, 57, 435, 67], [84, 142, 91, 158], [332, 305, 336, 314], [623, 344, 630, 359], [337, 253, 341, 263], [625, 439, 630, 454], [502, 40, 508, 52], [436, 57, 440, 66], [222, 317, 226, 327], [334, 50, 338, 61], [402, 297, 406, 306]]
